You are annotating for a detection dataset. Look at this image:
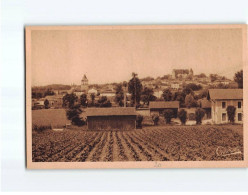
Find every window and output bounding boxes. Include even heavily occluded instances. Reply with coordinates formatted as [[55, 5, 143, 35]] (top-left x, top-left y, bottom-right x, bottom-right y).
[[238, 101, 242, 109], [222, 102, 226, 109], [222, 113, 227, 121], [238, 113, 242, 121]]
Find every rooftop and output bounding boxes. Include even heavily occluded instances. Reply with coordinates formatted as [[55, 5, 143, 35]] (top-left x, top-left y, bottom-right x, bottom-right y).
[[82, 74, 88, 81], [86, 107, 137, 116], [208, 89, 243, 100], [149, 101, 180, 109]]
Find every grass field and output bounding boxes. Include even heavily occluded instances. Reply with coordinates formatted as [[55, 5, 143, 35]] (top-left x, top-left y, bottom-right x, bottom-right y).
[[32, 109, 70, 127], [32, 125, 243, 162]]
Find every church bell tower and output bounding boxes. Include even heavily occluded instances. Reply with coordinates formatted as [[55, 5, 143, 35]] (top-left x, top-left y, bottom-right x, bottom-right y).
[[81, 74, 89, 92]]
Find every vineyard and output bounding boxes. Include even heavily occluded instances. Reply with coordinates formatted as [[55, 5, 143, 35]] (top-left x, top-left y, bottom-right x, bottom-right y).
[[32, 125, 243, 162]]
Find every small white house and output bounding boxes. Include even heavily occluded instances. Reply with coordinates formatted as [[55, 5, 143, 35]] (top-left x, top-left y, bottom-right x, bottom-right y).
[[171, 83, 180, 90], [88, 88, 98, 95]]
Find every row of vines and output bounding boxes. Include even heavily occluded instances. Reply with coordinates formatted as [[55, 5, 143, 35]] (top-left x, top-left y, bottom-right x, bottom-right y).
[[32, 125, 243, 162]]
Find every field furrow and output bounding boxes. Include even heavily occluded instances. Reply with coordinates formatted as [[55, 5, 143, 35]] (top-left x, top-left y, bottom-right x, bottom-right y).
[[87, 132, 108, 162], [32, 124, 243, 162]]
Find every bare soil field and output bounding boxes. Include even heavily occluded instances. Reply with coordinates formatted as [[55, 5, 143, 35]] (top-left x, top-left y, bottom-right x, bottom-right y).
[[32, 125, 243, 162]]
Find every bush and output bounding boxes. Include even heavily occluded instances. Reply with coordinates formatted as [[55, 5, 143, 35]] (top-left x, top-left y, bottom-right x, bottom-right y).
[[178, 109, 187, 125], [195, 108, 205, 125], [32, 124, 51, 133], [98, 96, 112, 107], [136, 115, 143, 128], [163, 109, 174, 124], [185, 94, 198, 108], [226, 106, 236, 123], [44, 99, 49, 109], [151, 114, 159, 125]]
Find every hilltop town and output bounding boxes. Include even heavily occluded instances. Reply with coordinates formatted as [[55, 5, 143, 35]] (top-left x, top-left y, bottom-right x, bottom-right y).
[[32, 68, 238, 109]]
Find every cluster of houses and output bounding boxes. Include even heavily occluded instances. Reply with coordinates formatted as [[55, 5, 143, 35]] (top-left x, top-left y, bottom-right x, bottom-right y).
[[140, 69, 236, 98], [85, 88, 243, 130], [32, 71, 243, 130], [32, 74, 132, 109], [148, 88, 243, 124], [32, 70, 237, 109]]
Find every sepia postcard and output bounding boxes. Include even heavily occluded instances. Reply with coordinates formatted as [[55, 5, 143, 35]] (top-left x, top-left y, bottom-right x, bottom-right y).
[[25, 25, 248, 169]]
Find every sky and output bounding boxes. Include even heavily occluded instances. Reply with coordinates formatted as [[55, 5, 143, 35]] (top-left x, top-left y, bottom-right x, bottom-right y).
[[31, 28, 243, 86]]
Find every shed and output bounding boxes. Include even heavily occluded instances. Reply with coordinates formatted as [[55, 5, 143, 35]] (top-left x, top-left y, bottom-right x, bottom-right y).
[[149, 101, 179, 117], [86, 107, 137, 130]]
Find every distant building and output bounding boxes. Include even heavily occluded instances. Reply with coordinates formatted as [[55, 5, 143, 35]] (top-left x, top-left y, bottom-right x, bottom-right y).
[[86, 107, 137, 130], [172, 68, 193, 79], [74, 90, 85, 97], [100, 89, 115, 97], [207, 89, 243, 124], [221, 81, 230, 85], [44, 94, 64, 108], [32, 99, 45, 109], [171, 83, 180, 90], [53, 89, 70, 95], [149, 101, 179, 117], [81, 74, 89, 92], [154, 90, 163, 99], [88, 88, 98, 95]]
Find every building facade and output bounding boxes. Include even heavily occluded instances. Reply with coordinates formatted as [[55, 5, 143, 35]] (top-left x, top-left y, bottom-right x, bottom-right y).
[[149, 101, 179, 117], [207, 89, 243, 124], [86, 107, 137, 130], [44, 95, 64, 108], [172, 68, 193, 79]]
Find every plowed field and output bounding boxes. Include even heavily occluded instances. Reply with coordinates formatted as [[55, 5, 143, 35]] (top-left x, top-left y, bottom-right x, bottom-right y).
[[32, 125, 243, 162]]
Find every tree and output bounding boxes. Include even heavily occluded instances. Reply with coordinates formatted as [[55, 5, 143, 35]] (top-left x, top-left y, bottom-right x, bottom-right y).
[[173, 91, 186, 107], [210, 74, 218, 82], [185, 83, 202, 91], [182, 86, 194, 96], [90, 93, 95, 104], [97, 96, 112, 107], [115, 84, 124, 107], [195, 108, 205, 124], [161, 74, 170, 80], [66, 104, 85, 126], [63, 93, 78, 108], [234, 70, 243, 88], [141, 87, 156, 105], [44, 89, 55, 96], [128, 73, 143, 107], [178, 109, 187, 125], [136, 115, 143, 128], [32, 91, 43, 99], [185, 94, 198, 108], [44, 99, 49, 109], [162, 88, 172, 101], [197, 89, 208, 99], [151, 114, 159, 126], [198, 73, 206, 78], [163, 109, 174, 124], [226, 106, 236, 123], [80, 94, 88, 107]]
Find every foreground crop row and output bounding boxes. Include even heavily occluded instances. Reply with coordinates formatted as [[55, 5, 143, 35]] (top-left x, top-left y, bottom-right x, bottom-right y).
[[32, 125, 243, 162]]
